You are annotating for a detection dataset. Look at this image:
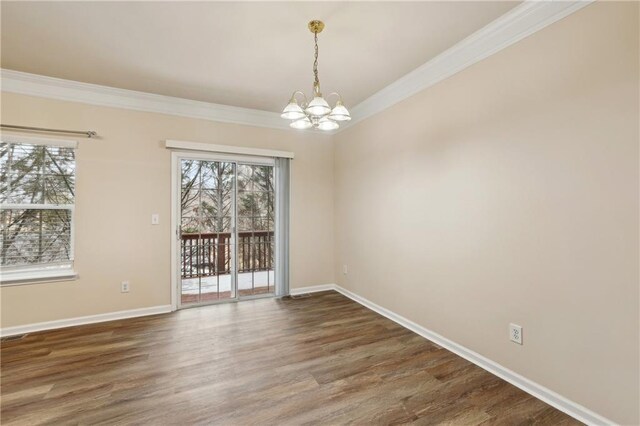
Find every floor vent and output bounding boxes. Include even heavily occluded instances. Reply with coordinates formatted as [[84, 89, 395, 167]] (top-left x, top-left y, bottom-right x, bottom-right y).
[[1, 334, 28, 342], [289, 293, 311, 299]]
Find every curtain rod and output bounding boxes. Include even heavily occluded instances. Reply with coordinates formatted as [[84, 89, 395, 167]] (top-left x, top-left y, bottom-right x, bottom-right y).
[[1, 124, 97, 138]]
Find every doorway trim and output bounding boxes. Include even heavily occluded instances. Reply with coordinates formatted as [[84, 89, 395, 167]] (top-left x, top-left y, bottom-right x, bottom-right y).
[[166, 140, 294, 159]]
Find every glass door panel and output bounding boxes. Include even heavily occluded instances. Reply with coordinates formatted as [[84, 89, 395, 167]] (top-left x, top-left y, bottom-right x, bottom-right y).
[[237, 164, 275, 297], [180, 159, 236, 306]]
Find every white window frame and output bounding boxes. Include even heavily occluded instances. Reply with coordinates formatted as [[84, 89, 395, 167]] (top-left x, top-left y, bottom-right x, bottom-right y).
[[0, 134, 78, 285]]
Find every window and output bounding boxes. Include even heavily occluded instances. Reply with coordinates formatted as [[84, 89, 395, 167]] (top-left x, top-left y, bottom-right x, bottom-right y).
[[0, 135, 77, 284]]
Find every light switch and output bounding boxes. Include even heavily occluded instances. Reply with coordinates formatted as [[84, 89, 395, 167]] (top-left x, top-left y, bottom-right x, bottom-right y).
[[151, 214, 160, 225]]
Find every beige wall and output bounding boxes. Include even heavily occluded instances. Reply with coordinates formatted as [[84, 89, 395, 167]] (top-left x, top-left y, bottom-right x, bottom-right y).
[[333, 2, 638, 424], [0, 93, 335, 326]]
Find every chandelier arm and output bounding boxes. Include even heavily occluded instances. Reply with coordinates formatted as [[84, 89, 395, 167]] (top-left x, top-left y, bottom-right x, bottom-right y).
[[326, 92, 343, 105], [291, 90, 309, 107]]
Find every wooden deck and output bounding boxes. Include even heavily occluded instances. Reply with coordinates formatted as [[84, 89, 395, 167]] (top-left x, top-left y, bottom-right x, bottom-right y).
[[0, 291, 581, 425]]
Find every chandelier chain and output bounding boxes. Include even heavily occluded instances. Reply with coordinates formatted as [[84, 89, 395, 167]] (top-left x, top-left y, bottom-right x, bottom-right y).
[[313, 31, 320, 94]]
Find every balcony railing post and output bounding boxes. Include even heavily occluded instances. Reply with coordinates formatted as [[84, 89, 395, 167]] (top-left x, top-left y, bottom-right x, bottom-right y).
[[217, 234, 227, 275]]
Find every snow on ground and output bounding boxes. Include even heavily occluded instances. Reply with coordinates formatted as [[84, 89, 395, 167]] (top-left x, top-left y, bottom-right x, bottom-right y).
[[181, 270, 275, 294]]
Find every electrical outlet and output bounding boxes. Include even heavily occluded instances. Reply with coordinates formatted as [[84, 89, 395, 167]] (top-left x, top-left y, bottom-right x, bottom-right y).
[[509, 323, 522, 345], [151, 214, 160, 225], [121, 281, 130, 293], [343, 264, 348, 275]]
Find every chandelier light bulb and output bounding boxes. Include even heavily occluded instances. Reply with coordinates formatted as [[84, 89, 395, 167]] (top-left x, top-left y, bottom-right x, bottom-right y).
[[281, 100, 306, 120], [328, 101, 351, 121], [305, 96, 331, 117], [290, 117, 313, 130], [317, 117, 339, 131]]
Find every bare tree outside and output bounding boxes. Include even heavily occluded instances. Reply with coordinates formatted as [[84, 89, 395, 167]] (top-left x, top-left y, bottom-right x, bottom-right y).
[[180, 161, 274, 235], [237, 164, 274, 232], [179, 159, 275, 304], [180, 160, 234, 234], [0, 142, 75, 268]]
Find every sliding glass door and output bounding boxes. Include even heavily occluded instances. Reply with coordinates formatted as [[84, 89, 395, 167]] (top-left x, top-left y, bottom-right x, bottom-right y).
[[178, 155, 276, 307], [237, 164, 275, 297]]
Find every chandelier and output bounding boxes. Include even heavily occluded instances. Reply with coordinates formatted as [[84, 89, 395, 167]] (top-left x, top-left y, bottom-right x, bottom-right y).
[[281, 20, 351, 131]]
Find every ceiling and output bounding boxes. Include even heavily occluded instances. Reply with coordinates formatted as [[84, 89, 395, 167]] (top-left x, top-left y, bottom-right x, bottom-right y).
[[1, 2, 518, 113]]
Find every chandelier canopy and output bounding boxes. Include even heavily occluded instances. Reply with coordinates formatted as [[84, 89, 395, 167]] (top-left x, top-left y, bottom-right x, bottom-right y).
[[281, 20, 350, 131]]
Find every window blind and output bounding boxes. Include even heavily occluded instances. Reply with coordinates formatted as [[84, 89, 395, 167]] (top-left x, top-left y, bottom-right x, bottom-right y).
[[0, 135, 77, 283]]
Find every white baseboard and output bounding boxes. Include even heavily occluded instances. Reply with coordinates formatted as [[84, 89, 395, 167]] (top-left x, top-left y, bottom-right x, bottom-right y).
[[293, 283, 613, 426], [290, 284, 337, 296], [0, 305, 172, 338], [0, 287, 331, 337]]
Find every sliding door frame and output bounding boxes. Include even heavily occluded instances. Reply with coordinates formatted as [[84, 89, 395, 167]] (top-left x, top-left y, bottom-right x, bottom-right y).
[[170, 150, 277, 310]]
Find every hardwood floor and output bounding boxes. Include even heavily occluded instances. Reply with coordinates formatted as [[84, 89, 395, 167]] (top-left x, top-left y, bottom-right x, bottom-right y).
[[1, 291, 580, 425]]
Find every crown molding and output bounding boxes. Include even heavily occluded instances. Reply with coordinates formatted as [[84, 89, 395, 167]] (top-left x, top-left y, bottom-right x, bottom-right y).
[[0, 69, 291, 131], [337, 0, 594, 132], [0, 1, 592, 133]]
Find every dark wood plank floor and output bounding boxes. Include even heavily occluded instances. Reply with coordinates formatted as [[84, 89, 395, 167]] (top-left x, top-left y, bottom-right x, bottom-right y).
[[1, 291, 581, 425]]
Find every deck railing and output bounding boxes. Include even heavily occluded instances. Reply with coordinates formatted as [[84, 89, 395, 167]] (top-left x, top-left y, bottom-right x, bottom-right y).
[[181, 231, 274, 278]]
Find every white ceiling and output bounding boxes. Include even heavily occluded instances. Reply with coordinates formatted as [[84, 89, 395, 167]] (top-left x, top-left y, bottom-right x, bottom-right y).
[[1, 2, 518, 113]]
